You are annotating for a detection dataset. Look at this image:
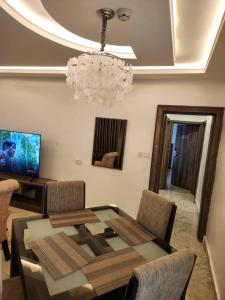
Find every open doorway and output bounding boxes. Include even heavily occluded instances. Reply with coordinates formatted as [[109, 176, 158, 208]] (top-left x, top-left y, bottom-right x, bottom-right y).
[[169, 122, 204, 194], [158, 114, 213, 241], [159, 114, 212, 202], [149, 105, 224, 241]]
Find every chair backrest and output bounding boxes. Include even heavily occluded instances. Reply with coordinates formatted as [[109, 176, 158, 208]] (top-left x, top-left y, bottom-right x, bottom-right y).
[[137, 190, 176, 243], [100, 152, 119, 168], [0, 180, 19, 243], [47, 180, 85, 213], [125, 249, 196, 300]]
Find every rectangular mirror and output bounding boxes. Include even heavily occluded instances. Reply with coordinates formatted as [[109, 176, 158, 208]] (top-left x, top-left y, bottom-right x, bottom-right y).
[[92, 117, 127, 170]]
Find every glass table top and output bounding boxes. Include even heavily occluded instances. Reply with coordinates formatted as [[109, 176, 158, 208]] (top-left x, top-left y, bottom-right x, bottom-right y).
[[93, 208, 121, 222], [27, 218, 78, 241], [13, 207, 173, 299]]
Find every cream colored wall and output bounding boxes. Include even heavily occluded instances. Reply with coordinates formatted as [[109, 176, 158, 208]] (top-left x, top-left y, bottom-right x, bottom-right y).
[[206, 116, 225, 300], [0, 77, 225, 297]]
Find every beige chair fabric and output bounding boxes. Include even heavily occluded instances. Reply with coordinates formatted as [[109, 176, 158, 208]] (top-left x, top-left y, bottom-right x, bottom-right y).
[[133, 249, 196, 300], [47, 180, 85, 213], [137, 190, 175, 241], [94, 152, 118, 168], [0, 180, 19, 243]]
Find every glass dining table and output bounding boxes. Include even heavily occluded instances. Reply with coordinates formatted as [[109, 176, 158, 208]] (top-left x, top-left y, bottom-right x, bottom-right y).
[[10, 205, 175, 300]]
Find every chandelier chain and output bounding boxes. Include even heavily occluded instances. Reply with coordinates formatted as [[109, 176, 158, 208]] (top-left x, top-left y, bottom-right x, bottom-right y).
[[100, 15, 107, 52]]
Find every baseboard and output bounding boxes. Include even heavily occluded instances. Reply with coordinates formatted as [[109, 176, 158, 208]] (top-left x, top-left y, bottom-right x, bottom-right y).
[[204, 236, 221, 300]]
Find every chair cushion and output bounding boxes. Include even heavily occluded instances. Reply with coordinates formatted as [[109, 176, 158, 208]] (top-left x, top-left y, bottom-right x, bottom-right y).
[[137, 190, 174, 240], [134, 249, 195, 300]]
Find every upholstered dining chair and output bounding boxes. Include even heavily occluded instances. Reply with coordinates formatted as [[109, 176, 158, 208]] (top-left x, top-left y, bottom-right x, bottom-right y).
[[46, 180, 85, 213], [94, 152, 119, 168], [0, 179, 19, 260], [0, 250, 24, 300], [124, 249, 196, 300], [137, 190, 177, 244]]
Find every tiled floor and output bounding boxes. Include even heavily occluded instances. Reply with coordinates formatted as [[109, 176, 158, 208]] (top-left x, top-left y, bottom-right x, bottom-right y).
[[160, 186, 217, 300], [2, 190, 217, 299]]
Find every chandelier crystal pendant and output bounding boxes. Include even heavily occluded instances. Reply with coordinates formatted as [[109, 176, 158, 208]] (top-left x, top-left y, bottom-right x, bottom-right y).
[[66, 8, 133, 105]]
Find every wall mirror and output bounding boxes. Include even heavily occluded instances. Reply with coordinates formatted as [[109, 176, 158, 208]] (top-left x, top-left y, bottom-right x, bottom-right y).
[[92, 117, 127, 170]]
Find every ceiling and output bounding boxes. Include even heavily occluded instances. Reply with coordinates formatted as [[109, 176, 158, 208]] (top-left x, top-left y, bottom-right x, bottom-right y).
[[41, 0, 174, 66], [0, 0, 225, 75]]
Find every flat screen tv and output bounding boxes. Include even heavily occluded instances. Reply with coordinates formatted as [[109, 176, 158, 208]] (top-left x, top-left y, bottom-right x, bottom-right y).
[[0, 130, 41, 178]]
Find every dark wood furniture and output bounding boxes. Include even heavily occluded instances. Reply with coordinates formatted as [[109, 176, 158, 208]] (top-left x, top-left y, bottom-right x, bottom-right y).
[[164, 204, 177, 244], [10, 206, 175, 300], [2, 239, 11, 261], [2, 276, 25, 300], [0, 172, 54, 213]]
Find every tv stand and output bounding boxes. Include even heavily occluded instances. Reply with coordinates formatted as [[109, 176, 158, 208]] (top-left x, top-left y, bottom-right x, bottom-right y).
[[0, 172, 55, 213]]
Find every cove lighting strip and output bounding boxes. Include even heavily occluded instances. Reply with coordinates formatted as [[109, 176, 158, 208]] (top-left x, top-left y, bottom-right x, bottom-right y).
[[0, 65, 205, 75]]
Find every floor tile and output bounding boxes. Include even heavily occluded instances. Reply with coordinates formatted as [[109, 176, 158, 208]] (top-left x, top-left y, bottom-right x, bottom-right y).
[[160, 185, 217, 300]]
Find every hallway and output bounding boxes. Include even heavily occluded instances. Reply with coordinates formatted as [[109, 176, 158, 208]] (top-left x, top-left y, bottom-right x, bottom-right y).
[[160, 186, 216, 300]]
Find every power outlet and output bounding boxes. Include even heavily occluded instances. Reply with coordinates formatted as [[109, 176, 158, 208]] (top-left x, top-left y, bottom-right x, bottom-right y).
[[143, 152, 150, 158], [137, 152, 143, 158], [138, 152, 150, 158], [75, 159, 83, 165]]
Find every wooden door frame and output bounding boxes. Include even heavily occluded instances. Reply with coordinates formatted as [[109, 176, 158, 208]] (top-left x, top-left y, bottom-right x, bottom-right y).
[[149, 105, 224, 241]]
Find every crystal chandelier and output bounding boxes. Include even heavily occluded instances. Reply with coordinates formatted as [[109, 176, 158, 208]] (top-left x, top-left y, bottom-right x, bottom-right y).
[[66, 8, 133, 105]]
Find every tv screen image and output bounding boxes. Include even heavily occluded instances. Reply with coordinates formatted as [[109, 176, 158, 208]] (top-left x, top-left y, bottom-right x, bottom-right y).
[[0, 130, 41, 177]]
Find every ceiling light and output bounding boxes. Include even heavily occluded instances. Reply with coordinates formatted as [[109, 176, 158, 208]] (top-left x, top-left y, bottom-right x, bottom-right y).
[[66, 8, 133, 105]]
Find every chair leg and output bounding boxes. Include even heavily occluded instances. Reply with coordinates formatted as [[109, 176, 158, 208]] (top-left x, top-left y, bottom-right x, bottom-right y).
[[2, 240, 11, 260]]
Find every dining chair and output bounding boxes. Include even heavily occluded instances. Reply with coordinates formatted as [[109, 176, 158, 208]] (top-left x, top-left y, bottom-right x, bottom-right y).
[[125, 249, 196, 300], [46, 180, 85, 213], [137, 190, 177, 243], [94, 152, 118, 168], [0, 179, 19, 260], [0, 250, 24, 300]]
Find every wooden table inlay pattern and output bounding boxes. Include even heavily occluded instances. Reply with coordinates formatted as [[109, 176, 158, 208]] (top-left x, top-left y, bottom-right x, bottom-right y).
[[82, 248, 147, 296], [49, 209, 100, 227], [29, 232, 93, 280], [106, 217, 155, 246]]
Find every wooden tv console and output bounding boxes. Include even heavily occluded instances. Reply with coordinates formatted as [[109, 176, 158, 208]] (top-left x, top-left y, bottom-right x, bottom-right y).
[[0, 172, 55, 213]]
